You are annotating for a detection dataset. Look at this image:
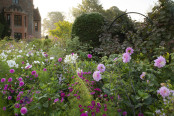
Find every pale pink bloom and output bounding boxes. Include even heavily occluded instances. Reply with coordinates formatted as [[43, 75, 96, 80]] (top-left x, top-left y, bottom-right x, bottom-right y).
[[154, 56, 166, 68], [126, 47, 134, 55], [93, 71, 101, 81], [122, 53, 131, 63], [157, 86, 170, 98], [97, 64, 105, 73], [140, 72, 146, 80]]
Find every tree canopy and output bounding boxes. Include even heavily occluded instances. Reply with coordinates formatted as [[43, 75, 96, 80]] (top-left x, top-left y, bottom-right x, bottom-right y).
[[43, 12, 65, 34]]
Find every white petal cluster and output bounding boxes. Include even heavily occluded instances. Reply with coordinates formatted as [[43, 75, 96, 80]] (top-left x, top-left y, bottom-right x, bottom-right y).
[[50, 57, 54, 60], [33, 61, 40, 64], [0, 52, 8, 61], [64, 53, 78, 64], [7, 60, 19, 68], [76, 68, 83, 74]]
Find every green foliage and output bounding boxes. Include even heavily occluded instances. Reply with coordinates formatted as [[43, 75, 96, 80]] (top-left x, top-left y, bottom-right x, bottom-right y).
[[72, 0, 104, 18], [50, 21, 72, 39], [72, 12, 105, 47]]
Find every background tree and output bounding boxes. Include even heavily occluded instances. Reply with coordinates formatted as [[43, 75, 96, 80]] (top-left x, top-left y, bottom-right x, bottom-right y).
[[42, 12, 65, 34], [72, 0, 104, 18], [49, 21, 72, 39]]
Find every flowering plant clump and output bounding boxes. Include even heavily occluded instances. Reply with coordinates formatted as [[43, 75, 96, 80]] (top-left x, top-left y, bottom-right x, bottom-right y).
[[0, 40, 174, 116]]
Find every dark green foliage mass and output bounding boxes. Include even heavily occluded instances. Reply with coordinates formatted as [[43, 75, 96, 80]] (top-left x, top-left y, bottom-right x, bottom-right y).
[[72, 12, 105, 47]]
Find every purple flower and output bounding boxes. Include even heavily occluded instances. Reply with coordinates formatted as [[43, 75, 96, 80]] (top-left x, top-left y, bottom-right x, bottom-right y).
[[20, 107, 27, 115], [80, 113, 88, 116], [1, 78, 6, 82], [126, 47, 134, 55], [43, 68, 47, 71], [3, 107, 6, 111], [9, 69, 15, 73], [140, 72, 146, 80], [122, 53, 131, 63], [87, 54, 92, 59], [80, 108, 84, 112], [35, 74, 38, 77], [61, 98, 64, 102], [97, 64, 105, 73], [31, 71, 36, 75], [8, 96, 12, 100], [91, 101, 95, 106], [61, 93, 65, 97], [113, 57, 118, 61], [93, 71, 101, 81], [123, 111, 127, 116], [19, 81, 24, 86], [58, 58, 62, 62], [157, 86, 170, 98], [15, 103, 20, 108], [8, 78, 12, 82], [102, 114, 107, 116], [18, 77, 23, 81], [154, 56, 166, 68], [22, 61, 25, 64], [54, 98, 59, 103], [97, 103, 101, 108]]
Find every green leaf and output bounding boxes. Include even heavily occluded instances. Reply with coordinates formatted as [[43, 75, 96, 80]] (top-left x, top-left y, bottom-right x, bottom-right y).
[[43, 101, 49, 108]]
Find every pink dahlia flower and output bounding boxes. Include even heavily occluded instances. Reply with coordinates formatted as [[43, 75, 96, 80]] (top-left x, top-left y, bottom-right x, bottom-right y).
[[9, 69, 15, 73], [58, 58, 62, 62], [157, 86, 170, 98], [20, 107, 27, 115], [126, 47, 134, 55], [122, 53, 131, 63], [19, 81, 24, 86], [87, 54, 92, 59], [31, 71, 36, 75], [8, 78, 13, 82], [154, 56, 166, 68], [93, 71, 101, 81], [1, 78, 6, 83], [97, 64, 105, 73]]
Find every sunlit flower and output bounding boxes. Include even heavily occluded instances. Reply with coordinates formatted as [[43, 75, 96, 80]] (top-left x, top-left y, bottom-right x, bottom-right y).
[[97, 64, 105, 73], [157, 86, 170, 98], [93, 71, 101, 81], [64, 53, 78, 64], [154, 56, 166, 68], [122, 53, 131, 63], [126, 47, 134, 55]]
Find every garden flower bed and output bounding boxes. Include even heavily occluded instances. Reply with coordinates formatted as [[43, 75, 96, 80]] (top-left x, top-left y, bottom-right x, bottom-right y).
[[0, 40, 174, 116]]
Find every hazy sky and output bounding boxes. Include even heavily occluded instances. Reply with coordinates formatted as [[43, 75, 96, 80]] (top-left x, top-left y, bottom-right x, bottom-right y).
[[33, 0, 159, 22]]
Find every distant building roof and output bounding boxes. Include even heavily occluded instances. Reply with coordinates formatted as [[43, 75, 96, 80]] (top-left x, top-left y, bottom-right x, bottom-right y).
[[33, 8, 41, 21]]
